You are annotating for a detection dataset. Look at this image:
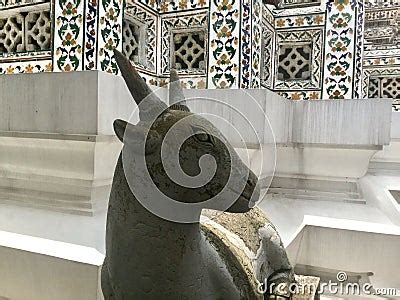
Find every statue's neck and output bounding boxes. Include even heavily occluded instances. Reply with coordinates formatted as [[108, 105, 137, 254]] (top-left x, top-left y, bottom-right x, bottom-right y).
[[110, 157, 203, 254]]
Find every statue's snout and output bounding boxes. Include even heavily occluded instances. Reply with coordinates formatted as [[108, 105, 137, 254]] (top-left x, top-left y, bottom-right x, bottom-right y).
[[226, 171, 260, 213]]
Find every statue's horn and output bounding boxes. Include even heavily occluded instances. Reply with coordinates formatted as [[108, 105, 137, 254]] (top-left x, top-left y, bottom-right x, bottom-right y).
[[114, 49, 167, 120], [169, 69, 190, 112]]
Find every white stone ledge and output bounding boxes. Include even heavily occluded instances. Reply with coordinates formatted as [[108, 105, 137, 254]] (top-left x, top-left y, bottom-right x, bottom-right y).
[[0, 230, 104, 300], [0, 131, 117, 142], [0, 230, 104, 265]]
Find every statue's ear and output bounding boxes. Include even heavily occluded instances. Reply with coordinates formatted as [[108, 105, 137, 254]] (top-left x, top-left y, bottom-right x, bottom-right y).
[[114, 119, 128, 142], [113, 119, 160, 154]]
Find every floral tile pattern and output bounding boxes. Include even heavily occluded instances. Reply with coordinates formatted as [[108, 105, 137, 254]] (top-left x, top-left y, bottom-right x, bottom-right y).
[[208, 0, 240, 89], [277, 90, 321, 100], [240, 0, 251, 88], [274, 13, 325, 28], [322, 0, 363, 99], [97, 0, 123, 74], [353, 0, 364, 99], [0, 60, 52, 73], [251, 0, 262, 88], [137, 0, 209, 13], [53, 0, 84, 71], [84, 0, 98, 70], [1, 0, 396, 103]]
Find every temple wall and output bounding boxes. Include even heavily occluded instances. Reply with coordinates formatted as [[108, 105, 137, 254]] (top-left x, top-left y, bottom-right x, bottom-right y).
[[0, 0, 398, 106]]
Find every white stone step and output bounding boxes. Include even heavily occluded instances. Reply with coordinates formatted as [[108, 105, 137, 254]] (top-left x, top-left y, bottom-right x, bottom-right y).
[[369, 161, 400, 175], [266, 188, 366, 204], [0, 187, 98, 216]]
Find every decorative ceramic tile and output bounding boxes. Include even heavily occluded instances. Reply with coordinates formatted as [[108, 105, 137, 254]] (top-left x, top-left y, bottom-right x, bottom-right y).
[[208, 0, 240, 89], [261, 25, 273, 88], [136, 0, 209, 13], [353, 0, 364, 99], [363, 67, 400, 99], [364, 56, 400, 67], [136, 0, 158, 11], [160, 11, 208, 75], [366, 7, 398, 20], [276, 90, 321, 100], [367, 75, 400, 110], [272, 5, 324, 17], [125, 3, 157, 72], [394, 99, 400, 111], [138, 68, 207, 89], [262, 3, 274, 24], [158, 0, 209, 13], [0, 59, 52, 73], [364, 49, 400, 57], [84, 0, 98, 70], [240, 0, 251, 88], [159, 76, 207, 88], [0, 50, 51, 61], [281, 0, 321, 8], [274, 13, 325, 28], [322, 0, 358, 99], [251, 0, 262, 88], [97, 0, 123, 74], [53, 0, 84, 71], [275, 29, 323, 90]]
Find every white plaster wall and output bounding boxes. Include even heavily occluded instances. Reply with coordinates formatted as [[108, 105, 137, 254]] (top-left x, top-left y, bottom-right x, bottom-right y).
[[185, 89, 392, 147], [0, 71, 135, 135]]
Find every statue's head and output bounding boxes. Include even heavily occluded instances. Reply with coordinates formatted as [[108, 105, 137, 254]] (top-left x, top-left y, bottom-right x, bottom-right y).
[[113, 50, 260, 218]]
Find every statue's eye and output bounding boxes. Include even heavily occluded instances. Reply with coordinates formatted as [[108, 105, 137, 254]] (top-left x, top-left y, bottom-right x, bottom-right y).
[[194, 132, 214, 145]]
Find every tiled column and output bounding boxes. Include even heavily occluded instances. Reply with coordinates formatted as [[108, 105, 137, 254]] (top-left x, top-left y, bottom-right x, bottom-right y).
[[53, 0, 123, 74], [207, 0, 241, 88], [322, 0, 364, 99]]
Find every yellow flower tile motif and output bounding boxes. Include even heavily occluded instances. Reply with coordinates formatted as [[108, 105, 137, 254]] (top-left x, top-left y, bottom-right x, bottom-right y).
[[313, 15, 324, 25], [295, 17, 304, 26], [6, 66, 15, 74], [45, 63, 52, 72], [291, 92, 301, 100], [197, 80, 206, 89], [309, 91, 320, 100], [276, 19, 285, 27], [334, 0, 349, 11], [179, 0, 187, 9], [25, 64, 34, 73]]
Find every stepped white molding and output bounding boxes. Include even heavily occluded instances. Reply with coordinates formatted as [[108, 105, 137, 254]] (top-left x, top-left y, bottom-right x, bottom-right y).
[[286, 216, 400, 290], [0, 76, 393, 213], [186, 89, 392, 202], [0, 71, 136, 215]]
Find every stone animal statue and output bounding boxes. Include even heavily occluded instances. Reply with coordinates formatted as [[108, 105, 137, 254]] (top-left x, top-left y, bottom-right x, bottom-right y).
[[101, 49, 294, 299]]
